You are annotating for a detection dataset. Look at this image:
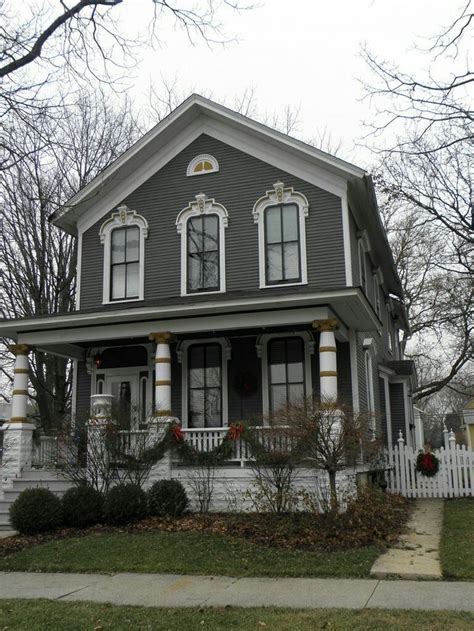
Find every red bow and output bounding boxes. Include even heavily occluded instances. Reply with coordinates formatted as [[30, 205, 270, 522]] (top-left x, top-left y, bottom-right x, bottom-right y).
[[171, 425, 184, 442], [228, 423, 245, 441]]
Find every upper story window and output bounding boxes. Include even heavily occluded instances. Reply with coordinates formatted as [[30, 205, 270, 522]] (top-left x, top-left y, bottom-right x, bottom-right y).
[[253, 181, 309, 289], [373, 271, 382, 318], [99, 205, 149, 304], [176, 193, 228, 296], [186, 154, 219, 177], [187, 214, 219, 292]]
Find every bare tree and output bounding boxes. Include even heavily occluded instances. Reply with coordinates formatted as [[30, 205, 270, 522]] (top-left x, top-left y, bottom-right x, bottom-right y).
[[363, 3, 473, 401], [0, 90, 141, 428]]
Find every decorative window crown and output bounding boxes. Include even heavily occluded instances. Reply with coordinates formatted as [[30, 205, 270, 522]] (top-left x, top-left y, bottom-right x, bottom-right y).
[[99, 205, 149, 244], [186, 154, 219, 177]]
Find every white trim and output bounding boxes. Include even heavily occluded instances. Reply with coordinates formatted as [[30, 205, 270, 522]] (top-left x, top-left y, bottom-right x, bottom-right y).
[[341, 193, 353, 286], [349, 329, 359, 415], [358, 239, 368, 295], [381, 373, 393, 449], [363, 342, 376, 437], [373, 273, 381, 319], [99, 205, 149, 305], [253, 181, 309, 289], [176, 193, 228, 296], [402, 380, 412, 449], [71, 358, 78, 430], [186, 153, 219, 176], [176, 337, 231, 428], [76, 232, 82, 310], [256, 331, 314, 418]]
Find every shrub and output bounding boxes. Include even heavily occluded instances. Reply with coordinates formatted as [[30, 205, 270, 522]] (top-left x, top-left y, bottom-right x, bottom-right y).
[[61, 485, 104, 528], [104, 483, 147, 525], [148, 479, 189, 517], [9, 487, 62, 535]]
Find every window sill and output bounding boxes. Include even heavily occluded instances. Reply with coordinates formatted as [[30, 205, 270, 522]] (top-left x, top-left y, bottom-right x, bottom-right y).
[[102, 298, 143, 306], [259, 281, 308, 290], [181, 289, 226, 297]]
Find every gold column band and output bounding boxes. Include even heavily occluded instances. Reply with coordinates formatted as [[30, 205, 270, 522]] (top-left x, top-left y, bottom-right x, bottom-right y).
[[12, 389, 29, 396], [13, 368, 29, 374], [149, 332, 175, 344], [154, 357, 171, 364], [319, 346, 337, 353], [155, 380, 172, 386], [154, 410, 173, 417], [8, 344, 30, 356], [9, 416, 28, 423], [312, 318, 339, 332], [320, 371, 337, 377]]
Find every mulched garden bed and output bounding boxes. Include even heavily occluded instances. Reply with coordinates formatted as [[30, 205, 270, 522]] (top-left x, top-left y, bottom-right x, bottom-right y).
[[0, 488, 410, 558]]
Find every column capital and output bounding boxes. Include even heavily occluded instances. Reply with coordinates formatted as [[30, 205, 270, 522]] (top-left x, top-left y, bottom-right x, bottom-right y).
[[149, 332, 175, 344], [8, 344, 30, 356], [312, 318, 339, 332]]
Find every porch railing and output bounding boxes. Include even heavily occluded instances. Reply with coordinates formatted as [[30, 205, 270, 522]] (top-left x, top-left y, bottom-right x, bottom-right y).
[[181, 428, 251, 465], [32, 435, 60, 468]]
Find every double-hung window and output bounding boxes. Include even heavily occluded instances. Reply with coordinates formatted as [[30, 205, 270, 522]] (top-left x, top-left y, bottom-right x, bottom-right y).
[[264, 204, 301, 284], [188, 343, 222, 428], [176, 194, 228, 296], [253, 181, 309, 288], [268, 337, 305, 413], [99, 205, 149, 304], [110, 226, 140, 300], [187, 214, 219, 292]]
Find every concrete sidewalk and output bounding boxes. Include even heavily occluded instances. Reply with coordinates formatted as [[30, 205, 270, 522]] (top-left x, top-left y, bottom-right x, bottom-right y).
[[0, 571, 473, 611]]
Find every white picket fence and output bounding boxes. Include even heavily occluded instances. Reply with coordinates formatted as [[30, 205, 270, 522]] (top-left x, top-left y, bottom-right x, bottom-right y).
[[385, 435, 474, 498]]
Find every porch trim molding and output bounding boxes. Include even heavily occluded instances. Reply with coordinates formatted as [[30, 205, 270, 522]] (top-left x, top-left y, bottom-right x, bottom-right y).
[[176, 337, 231, 429]]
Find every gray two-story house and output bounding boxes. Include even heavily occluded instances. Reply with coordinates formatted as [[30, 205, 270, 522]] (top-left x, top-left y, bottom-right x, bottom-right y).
[[1, 95, 419, 495]]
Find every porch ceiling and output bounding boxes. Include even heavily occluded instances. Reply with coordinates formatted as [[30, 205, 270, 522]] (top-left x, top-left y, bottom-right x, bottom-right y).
[[1, 288, 381, 350]]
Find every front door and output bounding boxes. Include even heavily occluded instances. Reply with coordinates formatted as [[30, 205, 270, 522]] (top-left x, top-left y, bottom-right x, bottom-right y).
[[105, 374, 140, 429]]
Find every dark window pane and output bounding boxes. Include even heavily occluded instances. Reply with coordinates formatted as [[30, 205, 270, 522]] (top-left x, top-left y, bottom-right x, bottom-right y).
[[203, 215, 219, 251], [288, 383, 304, 405], [206, 387, 221, 426], [202, 251, 219, 288], [188, 254, 202, 291], [126, 262, 139, 297], [126, 227, 139, 261], [266, 243, 283, 282], [189, 390, 205, 428], [111, 229, 126, 264], [268, 338, 305, 414], [188, 217, 202, 253], [282, 204, 298, 241], [265, 207, 281, 244], [271, 385, 287, 413], [111, 265, 125, 299], [283, 242, 300, 279]]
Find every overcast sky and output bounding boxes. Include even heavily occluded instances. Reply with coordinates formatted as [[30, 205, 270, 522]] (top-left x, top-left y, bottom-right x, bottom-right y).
[[120, 0, 461, 167]]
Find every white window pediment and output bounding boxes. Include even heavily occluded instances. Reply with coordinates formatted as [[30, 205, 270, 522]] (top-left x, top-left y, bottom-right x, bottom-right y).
[[99, 204, 149, 304], [176, 193, 229, 296], [253, 181, 309, 289]]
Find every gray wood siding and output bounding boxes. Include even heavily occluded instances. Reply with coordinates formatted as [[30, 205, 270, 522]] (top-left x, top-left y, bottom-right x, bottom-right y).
[[349, 212, 360, 286], [80, 134, 345, 310], [379, 377, 388, 444], [337, 342, 352, 408], [389, 382, 406, 446]]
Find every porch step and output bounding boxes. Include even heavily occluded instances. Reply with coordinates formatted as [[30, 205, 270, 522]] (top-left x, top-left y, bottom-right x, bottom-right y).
[[19, 469, 66, 481], [11, 479, 72, 493], [3, 487, 70, 503]]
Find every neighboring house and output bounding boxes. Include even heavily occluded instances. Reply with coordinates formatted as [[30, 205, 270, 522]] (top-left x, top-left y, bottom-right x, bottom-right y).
[[0, 95, 417, 489]]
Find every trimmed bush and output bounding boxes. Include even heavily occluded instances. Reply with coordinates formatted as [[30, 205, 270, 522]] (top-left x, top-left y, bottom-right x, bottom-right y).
[[148, 479, 189, 517], [9, 487, 62, 535], [104, 483, 147, 525], [61, 485, 104, 528]]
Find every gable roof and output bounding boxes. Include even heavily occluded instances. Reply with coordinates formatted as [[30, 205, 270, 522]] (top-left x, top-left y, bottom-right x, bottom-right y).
[[50, 93, 403, 297]]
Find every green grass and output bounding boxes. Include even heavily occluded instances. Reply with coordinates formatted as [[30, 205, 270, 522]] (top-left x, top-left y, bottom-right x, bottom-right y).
[[0, 530, 379, 577], [0, 600, 473, 630], [440, 499, 474, 580]]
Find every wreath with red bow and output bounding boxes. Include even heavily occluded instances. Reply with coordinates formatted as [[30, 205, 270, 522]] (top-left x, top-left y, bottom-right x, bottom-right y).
[[416, 450, 440, 477]]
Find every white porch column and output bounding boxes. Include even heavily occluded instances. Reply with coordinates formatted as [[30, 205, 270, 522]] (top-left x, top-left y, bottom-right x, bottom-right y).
[[2, 345, 35, 485], [149, 332, 174, 417], [312, 319, 339, 404]]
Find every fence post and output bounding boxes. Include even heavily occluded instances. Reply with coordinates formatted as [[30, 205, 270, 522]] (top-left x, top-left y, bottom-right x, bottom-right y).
[[443, 425, 449, 449], [397, 431, 407, 496]]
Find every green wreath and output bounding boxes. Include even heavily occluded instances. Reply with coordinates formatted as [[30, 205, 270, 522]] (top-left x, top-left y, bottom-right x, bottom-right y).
[[416, 450, 440, 477]]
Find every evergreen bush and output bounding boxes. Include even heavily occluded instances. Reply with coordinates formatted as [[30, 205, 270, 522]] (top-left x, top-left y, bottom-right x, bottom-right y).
[[148, 479, 189, 517], [9, 487, 62, 535]]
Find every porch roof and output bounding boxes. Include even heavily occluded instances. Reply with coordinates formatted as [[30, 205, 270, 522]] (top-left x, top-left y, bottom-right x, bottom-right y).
[[0, 288, 380, 357]]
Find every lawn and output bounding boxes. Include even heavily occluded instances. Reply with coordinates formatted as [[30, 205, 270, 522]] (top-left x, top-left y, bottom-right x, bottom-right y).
[[440, 499, 474, 580], [0, 530, 379, 577], [0, 600, 473, 630]]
